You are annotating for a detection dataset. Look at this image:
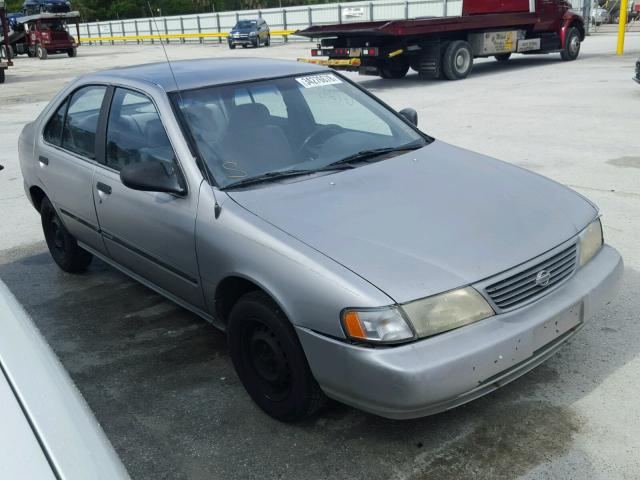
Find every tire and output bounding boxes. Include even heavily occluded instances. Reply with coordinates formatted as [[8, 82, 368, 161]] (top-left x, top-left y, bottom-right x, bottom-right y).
[[560, 27, 581, 61], [265, 35, 271, 47], [442, 40, 474, 80], [227, 291, 326, 422], [0, 69, 5, 84], [27, 47, 35, 58], [67, 47, 77, 57], [36, 44, 48, 60], [229, 43, 236, 49], [495, 53, 512, 62], [41, 197, 93, 273], [380, 58, 410, 79]]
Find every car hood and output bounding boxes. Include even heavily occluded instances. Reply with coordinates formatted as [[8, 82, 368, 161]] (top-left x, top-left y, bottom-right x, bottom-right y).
[[227, 141, 597, 304]]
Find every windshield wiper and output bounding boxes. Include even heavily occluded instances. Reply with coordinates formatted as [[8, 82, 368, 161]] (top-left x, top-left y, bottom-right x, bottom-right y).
[[222, 166, 351, 190], [324, 143, 424, 169]]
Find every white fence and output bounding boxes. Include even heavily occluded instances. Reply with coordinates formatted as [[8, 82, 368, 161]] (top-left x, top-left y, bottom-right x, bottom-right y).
[[78, 0, 591, 45]]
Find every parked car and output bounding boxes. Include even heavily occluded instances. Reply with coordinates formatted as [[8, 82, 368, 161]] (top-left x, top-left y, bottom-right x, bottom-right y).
[[22, 0, 70, 15], [592, 6, 610, 25], [228, 18, 270, 49], [19, 59, 623, 421], [0, 280, 130, 479]]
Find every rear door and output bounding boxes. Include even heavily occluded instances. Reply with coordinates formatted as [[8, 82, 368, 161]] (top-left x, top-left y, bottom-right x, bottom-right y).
[[92, 87, 204, 309], [36, 85, 108, 253]]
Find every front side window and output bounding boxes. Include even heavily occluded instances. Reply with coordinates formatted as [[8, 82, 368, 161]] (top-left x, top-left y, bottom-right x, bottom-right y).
[[105, 88, 175, 171], [61, 85, 107, 159], [174, 73, 427, 188], [43, 99, 68, 146]]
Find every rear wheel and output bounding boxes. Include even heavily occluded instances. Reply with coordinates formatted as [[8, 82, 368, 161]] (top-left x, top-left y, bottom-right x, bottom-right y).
[[229, 43, 236, 49], [227, 291, 326, 422], [380, 58, 410, 79], [67, 47, 77, 57], [265, 34, 271, 46], [36, 44, 48, 60], [560, 27, 581, 61], [495, 53, 512, 62], [442, 40, 473, 80], [41, 197, 93, 273]]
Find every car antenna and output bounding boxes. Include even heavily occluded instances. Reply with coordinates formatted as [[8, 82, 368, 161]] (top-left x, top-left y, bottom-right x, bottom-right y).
[[146, 2, 222, 219]]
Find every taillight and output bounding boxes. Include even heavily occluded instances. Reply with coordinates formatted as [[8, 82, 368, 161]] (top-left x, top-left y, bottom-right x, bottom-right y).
[[311, 49, 321, 56], [363, 47, 379, 56]]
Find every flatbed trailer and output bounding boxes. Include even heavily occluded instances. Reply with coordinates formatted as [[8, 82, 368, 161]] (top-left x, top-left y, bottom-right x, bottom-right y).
[[297, 0, 585, 80], [0, 2, 12, 84]]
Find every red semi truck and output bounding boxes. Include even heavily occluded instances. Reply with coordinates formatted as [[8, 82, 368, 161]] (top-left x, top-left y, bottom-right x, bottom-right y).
[[298, 0, 585, 80]]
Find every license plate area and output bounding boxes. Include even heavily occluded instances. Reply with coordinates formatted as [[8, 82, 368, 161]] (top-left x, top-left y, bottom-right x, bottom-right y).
[[533, 302, 583, 350]]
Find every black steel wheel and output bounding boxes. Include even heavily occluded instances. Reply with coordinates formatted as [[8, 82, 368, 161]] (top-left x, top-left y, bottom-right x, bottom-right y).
[[442, 40, 474, 80], [41, 197, 93, 273], [227, 291, 326, 421], [561, 27, 581, 61], [67, 47, 77, 57], [495, 53, 512, 62]]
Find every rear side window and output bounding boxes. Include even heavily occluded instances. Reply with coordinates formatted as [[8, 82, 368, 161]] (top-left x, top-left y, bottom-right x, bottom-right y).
[[43, 99, 68, 146], [105, 88, 175, 171], [61, 86, 107, 159]]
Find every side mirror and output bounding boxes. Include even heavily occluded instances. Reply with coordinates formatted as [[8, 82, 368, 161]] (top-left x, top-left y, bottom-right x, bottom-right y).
[[399, 108, 418, 127], [120, 161, 186, 195]]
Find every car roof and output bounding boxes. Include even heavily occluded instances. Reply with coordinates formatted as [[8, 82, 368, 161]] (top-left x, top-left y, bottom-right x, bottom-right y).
[[86, 58, 330, 93]]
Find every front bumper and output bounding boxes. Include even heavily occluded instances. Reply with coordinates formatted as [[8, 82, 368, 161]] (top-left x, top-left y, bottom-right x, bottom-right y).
[[297, 245, 623, 419]]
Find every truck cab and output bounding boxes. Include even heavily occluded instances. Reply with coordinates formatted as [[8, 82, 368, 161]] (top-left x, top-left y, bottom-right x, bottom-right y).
[[13, 12, 79, 59]]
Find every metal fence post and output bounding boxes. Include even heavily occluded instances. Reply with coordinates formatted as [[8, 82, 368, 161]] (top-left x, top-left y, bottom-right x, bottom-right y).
[[180, 17, 185, 43], [164, 17, 169, 44], [258, 9, 262, 18], [338, 3, 342, 23], [236, 12, 239, 23], [134, 19, 139, 44], [149, 19, 154, 44], [369, 1, 374, 21], [283, 9, 288, 44], [217, 13, 222, 44], [443, 0, 448, 17], [86, 25, 91, 46], [121, 20, 125, 45], [405, 1, 409, 19], [308, 7, 313, 41], [197, 15, 202, 44], [108, 22, 114, 45]]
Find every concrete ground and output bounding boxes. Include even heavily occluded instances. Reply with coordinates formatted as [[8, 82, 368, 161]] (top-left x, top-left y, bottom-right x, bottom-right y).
[[0, 31, 639, 480]]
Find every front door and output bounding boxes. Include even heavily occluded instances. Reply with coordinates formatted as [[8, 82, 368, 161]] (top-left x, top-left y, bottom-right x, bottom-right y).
[[93, 87, 205, 309]]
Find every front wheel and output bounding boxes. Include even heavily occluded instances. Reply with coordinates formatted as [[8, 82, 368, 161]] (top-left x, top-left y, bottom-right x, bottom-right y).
[[67, 47, 77, 57], [265, 35, 271, 47], [0, 69, 5, 84], [227, 291, 326, 422], [561, 27, 581, 61], [228, 43, 236, 49], [36, 44, 48, 60], [41, 197, 93, 273], [442, 40, 474, 80]]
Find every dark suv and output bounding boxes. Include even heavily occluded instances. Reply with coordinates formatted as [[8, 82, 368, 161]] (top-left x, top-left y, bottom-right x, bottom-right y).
[[228, 19, 270, 49], [23, 0, 71, 15]]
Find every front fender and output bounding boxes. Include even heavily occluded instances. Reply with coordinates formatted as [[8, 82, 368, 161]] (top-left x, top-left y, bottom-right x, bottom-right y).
[[560, 12, 585, 46]]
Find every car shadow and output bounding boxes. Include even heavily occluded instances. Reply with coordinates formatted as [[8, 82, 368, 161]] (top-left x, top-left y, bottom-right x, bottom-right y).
[[0, 241, 636, 480]]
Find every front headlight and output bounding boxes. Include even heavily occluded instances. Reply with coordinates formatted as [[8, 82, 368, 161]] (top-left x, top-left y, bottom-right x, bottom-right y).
[[401, 287, 494, 338], [341, 307, 415, 344], [249, 31, 257, 36], [579, 218, 603, 267]]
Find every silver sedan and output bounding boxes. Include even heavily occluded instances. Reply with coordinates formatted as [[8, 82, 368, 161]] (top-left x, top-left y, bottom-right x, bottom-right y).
[[19, 58, 623, 421]]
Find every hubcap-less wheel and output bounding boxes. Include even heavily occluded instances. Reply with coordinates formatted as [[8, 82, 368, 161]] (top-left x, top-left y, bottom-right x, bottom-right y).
[[442, 40, 474, 80], [455, 49, 471, 73], [561, 27, 581, 61], [569, 35, 580, 56], [246, 322, 292, 401]]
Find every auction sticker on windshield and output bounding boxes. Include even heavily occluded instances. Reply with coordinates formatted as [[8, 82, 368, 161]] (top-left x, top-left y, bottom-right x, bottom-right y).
[[296, 74, 342, 88]]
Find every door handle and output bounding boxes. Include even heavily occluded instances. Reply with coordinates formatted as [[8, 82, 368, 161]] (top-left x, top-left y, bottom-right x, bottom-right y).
[[96, 182, 112, 195], [38, 155, 49, 165]]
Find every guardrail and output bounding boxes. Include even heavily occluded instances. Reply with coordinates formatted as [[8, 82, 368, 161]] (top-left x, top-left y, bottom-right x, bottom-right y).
[[79, 30, 296, 44]]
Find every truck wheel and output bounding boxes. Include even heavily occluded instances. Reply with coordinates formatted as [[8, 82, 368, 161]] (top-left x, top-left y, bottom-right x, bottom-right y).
[[442, 40, 474, 80], [0, 69, 5, 84], [36, 45, 48, 60], [561, 27, 581, 61], [41, 197, 93, 273], [380, 59, 410, 79], [67, 48, 77, 57], [229, 43, 236, 49], [227, 291, 326, 422], [495, 53, 512, 62]]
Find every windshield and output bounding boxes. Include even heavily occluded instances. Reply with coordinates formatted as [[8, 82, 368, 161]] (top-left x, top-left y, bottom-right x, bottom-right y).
[[234, 20, 257, 29], [173, 73, 428, 188]]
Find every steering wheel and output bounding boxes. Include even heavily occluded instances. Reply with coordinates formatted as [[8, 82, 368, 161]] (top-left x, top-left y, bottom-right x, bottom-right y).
[[297, 124, 344, 156]]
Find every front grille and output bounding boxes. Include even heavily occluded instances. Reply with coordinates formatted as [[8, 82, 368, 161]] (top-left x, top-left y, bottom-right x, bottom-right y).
[[486, 244, 578, 311]]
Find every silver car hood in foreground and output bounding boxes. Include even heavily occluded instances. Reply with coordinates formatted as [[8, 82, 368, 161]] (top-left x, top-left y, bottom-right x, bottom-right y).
[[229, 141, 597, 304]]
